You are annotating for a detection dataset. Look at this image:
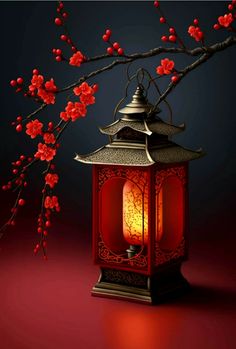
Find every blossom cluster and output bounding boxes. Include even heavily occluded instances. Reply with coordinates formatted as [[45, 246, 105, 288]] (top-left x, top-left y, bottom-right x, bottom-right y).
[[69, 51, 85, 67], [156, 58, 179, 83], [29, 72, 57, 104], [34, 165, 60, 256], [35, 143, 56, 162], [26, 119, 43, 139], [156, 58, 175, 75], [213, 1, 236, 30], [44, 195, 60, 211], [188, 19, 204, 42], [60, 82, 97, 122], [45, 173, 59, 188], [19, 117, 57, 162], [215, 13, 234, 29]]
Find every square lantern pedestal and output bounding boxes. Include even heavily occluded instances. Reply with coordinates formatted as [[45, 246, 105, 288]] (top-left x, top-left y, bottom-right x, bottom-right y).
[[92, 264, 190, 304]]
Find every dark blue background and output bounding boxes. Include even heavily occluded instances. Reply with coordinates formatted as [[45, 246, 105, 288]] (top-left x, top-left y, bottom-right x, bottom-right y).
[[0, 1, 235, 243], [0, 4, 235, 349]]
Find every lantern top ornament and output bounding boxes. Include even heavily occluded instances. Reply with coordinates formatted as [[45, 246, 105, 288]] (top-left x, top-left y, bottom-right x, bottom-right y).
[[75, 85, 204, 166], [118, 85, 159, 116]]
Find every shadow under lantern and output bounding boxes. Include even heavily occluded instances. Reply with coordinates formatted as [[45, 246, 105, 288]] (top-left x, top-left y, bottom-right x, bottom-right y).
[[75, 85, 204, 304]]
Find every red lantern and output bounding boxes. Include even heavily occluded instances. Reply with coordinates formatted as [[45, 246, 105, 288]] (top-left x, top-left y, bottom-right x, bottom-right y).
[[76, 85, 204, 304]]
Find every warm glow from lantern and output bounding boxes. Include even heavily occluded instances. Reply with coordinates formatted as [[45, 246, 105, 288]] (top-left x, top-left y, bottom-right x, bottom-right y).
[[122, 180, 148, 246]]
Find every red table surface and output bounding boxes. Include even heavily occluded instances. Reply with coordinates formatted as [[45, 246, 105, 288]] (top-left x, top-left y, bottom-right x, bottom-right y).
[[0, 218, 235, 349]]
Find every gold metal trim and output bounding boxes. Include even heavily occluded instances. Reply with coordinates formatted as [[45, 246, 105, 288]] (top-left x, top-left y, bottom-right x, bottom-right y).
[[106, 142, 146, 150], [145, 136, 155, 164]]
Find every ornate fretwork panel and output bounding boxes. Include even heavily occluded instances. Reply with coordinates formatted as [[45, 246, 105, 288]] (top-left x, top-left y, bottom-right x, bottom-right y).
[[98, 166, 148, 191], [155, 166, 186, 194], [154, 165, 187, 266], [155, 237, 185, 265], [98, 237, 148, 269], [101, 268, 148, 288]]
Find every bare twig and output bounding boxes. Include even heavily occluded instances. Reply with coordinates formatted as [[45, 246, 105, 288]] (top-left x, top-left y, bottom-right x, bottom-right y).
[[154, 52, 213, 107], [25, 103, 47, 121]]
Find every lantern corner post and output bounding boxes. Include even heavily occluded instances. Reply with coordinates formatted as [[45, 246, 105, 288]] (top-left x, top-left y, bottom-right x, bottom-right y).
[[92, 165, 99, 265], [147, 164, 156, 276]]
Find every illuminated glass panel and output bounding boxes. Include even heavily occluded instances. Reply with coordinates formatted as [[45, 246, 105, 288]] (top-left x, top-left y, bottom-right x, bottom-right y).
[[123, 180, 148, 246]]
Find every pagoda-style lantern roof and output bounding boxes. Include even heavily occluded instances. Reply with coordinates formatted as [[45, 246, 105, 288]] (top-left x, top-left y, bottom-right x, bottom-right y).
[[75, 86, 204, 166]]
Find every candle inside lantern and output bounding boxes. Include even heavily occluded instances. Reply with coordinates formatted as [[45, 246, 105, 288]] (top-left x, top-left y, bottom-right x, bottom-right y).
[[122, 180, 148, 246]]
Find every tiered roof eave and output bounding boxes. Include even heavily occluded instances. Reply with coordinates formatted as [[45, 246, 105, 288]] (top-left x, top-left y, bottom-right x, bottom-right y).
[[99, 116, 185, 137]]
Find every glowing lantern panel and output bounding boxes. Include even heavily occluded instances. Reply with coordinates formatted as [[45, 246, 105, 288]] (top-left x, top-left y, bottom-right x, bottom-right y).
[[122, 181, 148, 246]]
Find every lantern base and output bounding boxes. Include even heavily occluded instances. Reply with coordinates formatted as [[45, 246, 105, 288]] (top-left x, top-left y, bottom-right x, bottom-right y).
[[91, 264, 189, 304]]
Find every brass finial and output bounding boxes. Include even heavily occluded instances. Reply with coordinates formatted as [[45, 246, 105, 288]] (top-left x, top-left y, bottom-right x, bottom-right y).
[[118, 85, 158, 117]]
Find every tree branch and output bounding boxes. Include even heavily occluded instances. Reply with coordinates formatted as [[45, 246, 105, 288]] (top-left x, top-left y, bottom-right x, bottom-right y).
[[25, 103, 47, 121], [59, 35, 236, 93], [155, 34, 236, 107], [154, 52, 213, 108]]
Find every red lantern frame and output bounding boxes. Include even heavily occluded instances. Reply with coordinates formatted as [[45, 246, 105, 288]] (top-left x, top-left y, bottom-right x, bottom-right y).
[[89, 162, 190, 303]]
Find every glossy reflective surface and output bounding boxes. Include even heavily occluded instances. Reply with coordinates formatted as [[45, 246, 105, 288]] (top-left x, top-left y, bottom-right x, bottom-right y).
[[0, 223, 235, 349]]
